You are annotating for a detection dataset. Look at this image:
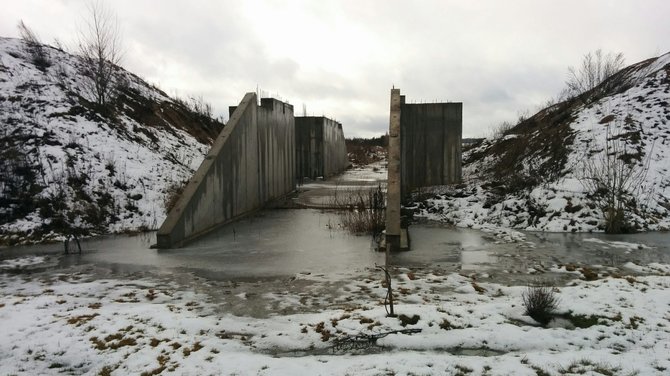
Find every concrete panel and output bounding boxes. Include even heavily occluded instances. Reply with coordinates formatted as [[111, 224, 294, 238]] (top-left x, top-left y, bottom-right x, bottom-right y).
[[295, 118, 319, 179], [157, 93, 296, 248], [295, 116, 348, 180], [322, 119, 348, 177], [400, 100, 462, 198]]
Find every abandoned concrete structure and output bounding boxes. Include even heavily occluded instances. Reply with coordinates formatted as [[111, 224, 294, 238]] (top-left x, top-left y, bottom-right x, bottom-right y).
[[400, 96, 462, 199], [295, 116, 349, 180], [157, 94, 350, 248], [157, 94, 296, 248], [386, 88, 463, 251]]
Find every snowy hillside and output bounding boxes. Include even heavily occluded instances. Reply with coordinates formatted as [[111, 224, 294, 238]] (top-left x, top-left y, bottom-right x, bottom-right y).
[[0, 37, 222, 245], [415, 52, 670, 233]]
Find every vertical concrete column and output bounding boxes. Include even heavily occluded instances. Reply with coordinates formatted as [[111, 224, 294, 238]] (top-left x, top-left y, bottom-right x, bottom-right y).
[[386, 88, 402, 253]]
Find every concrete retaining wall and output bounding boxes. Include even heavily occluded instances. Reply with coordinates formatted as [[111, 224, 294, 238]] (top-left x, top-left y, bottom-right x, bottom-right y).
[[295, 116, 348, 180], [157, 93, 296, 248], [400, 96, 462, 198]]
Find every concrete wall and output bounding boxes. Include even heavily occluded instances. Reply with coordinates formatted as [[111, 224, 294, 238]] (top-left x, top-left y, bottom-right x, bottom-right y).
[[295, 117, 322, 179], [157, 93, 296, 248], [295, 116, 348, 180], [321, 118, 348, 178], [400, 96, 462, 198]]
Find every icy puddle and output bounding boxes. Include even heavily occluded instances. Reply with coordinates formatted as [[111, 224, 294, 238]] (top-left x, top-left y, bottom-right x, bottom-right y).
[[2, 209, 670, 284]]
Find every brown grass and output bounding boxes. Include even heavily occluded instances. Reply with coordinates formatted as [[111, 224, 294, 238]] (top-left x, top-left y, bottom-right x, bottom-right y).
[[333, 185, 385, 237], [89, 333, 138, 351], [67, 314, 99, 326]]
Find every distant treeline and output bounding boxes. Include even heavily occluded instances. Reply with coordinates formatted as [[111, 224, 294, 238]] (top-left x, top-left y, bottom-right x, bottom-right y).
[[345, 134, 388, 148]]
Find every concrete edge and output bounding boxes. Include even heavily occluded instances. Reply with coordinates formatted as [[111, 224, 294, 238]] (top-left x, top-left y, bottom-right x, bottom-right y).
[[160, 189, 297, 248]]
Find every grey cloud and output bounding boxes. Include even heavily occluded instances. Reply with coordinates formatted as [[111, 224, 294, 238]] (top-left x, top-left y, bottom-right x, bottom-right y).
[[2, 0, 670, 138]]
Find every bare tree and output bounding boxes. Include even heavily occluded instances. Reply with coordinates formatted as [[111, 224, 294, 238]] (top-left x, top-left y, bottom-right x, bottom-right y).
[[17, 20, 50, 71], [78, 1, 122, 107], [565, 50, 625, 98]]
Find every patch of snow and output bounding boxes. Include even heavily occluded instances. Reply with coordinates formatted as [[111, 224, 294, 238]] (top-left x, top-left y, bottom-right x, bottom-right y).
[[584, 238, 651, 251], [0, 255, 46, 270]]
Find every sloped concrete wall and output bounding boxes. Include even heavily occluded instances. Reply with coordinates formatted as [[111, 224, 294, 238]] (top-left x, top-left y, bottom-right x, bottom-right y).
[[157, 93, 296, 248], [400, 96, 462, 198], [295, 116, 348, 180]]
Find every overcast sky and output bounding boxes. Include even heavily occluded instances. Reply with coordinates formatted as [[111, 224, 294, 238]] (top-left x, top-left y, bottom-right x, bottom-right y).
[[2, 0, 669, 138]]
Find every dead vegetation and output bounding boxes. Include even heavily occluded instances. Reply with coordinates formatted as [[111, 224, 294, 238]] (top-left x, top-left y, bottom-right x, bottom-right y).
[[331, 184, 385, 238], [522, 284, 560, 326], [90, 333, 137, 351], [67, 313, 99, 327], [579, 116, 653, 233], [473, 98, 578, 196]]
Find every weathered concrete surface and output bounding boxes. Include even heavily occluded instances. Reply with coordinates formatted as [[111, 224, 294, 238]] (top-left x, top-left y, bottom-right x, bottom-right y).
[[258, 98, 296, 202], [157, 93, 295, 248], [295, 116, 348, 180], [386, 89, 462, 252], [386, 89, 402, 252], [400, 96, 462, 198]]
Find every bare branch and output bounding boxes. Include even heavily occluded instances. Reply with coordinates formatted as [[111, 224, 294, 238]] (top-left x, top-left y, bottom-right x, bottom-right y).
[[77, 0, 123, 107], [566, 49, 625, 98]]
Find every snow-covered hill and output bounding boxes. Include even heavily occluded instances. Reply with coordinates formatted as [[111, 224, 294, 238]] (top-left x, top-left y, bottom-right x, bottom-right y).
[[0, 37, 222, 245], [415, 52, 670, 233]]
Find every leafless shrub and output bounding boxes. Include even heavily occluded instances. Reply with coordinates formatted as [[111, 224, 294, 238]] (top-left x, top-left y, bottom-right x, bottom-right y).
[[579, 117, 652, 233], [522, 284, 560, 326], [172, 94, 217, 122], [17, 20, 51, 71], [333, 184, 385, 238], [490, 120, 514, 140], [566, 49, 625, 98], [77, 0, 123, 107], [190, 95, 213, 119]]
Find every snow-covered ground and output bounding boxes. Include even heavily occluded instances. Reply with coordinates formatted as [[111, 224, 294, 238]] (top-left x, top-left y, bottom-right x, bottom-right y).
[[1, 257, 669, 375]]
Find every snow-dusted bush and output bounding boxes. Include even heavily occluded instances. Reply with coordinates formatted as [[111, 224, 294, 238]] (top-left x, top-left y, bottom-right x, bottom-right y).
[[522, 284, 560, 326]]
